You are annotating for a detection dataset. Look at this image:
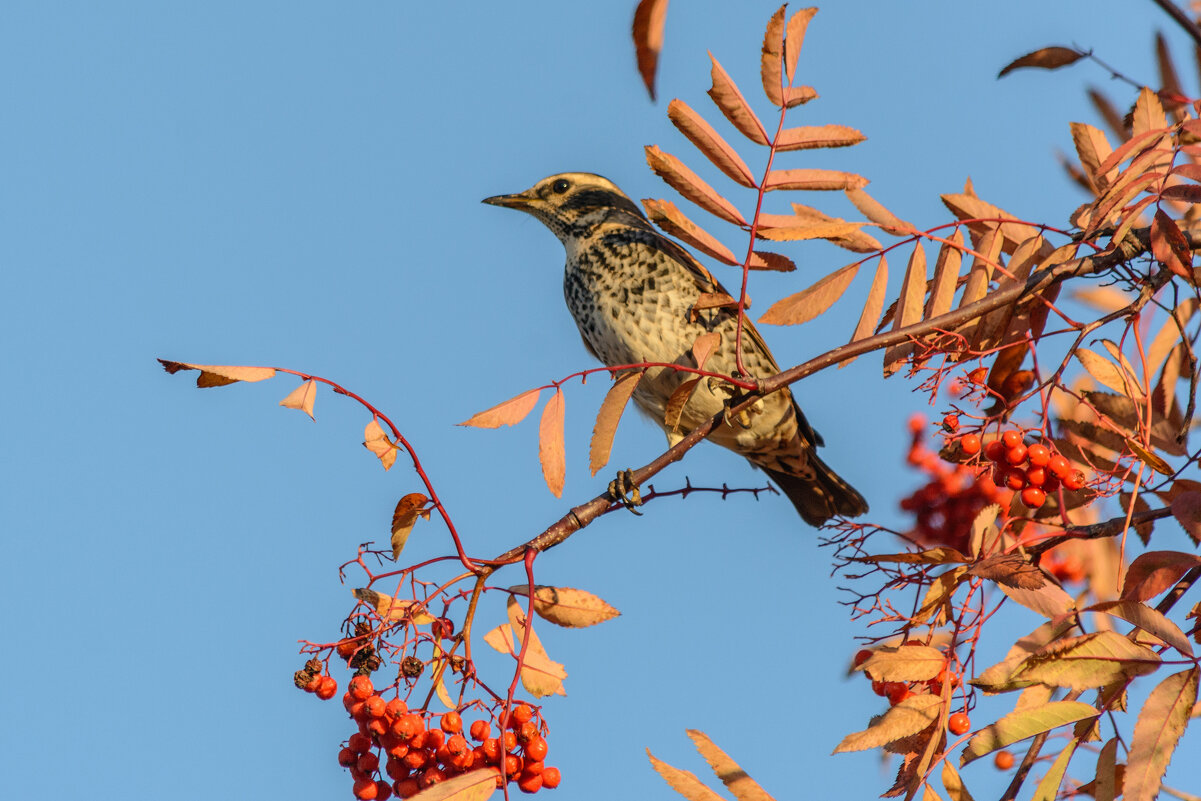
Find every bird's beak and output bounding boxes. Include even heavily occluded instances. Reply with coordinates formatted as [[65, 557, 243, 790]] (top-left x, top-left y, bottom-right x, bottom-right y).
[[482, 189, 537, 210]]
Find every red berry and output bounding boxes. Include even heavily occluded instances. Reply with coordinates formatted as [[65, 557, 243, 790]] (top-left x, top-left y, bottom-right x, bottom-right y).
[[1001, 468, 1027, 491], [943, 414, 960, 432], [1004, 444, 1028, 466], [948, 712, 971, 735], [394, 778, 419, 798], [418, 768, 445, 788], [852, 649, 873, 669], [517, 772, 543, 794], [357, 753, 380, 774], [882, 683, 910, 706], [517, 720, 539, 743], [871, 680, 887, 696], [984, 439, 1005, 461], [541, 767, 561, 789], [502, 731, 518, 752], [367, 718, 389, 737], [353, 777, 379, 799], [1025, 466, 1047, 486], [440, 711, 462, 734], [959, 434, 981, 456], [1026, 444, 1050, 466], [1001, 430, 1022, 449], [1048, 454, 1071, 479], [1021, 487, 1046, 508], [316, 675, 338, 700], [365, 695, 387, 718], [392, 714, 423, 741], [994, 750, 1015, 770], [374, 781, 393, 801], [510, 704, 534, 726], [349, 675, 375, 701], [482, 738, 501, 764], [339, 747, 358, 768], [469, 720, 490, 741], [524, 735, 548, 761], [348, 732, 374, 754], [503, 754, 522, 777], [402, 750, 427, 771], [337, 639, 358, 660], [446, 734, 469, 757], [522, 760, 545, 776], [386, 758, 409, 780], [425, 729, 445, 750], [1063, 470, 1086, 491], [385, 698, 407, 719]]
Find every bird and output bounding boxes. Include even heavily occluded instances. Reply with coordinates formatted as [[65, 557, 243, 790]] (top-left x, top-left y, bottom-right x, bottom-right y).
[[483, 172, 867, 526]]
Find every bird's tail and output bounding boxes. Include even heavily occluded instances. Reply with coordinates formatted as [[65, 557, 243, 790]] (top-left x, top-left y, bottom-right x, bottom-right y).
[[763, 454, 868, 528]]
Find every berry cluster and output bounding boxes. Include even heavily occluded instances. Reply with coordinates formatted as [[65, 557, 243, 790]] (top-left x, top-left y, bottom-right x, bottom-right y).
[[853, 647, 963, 711], [956, 427, 1086, 509], [335, 675, 558, 799], [295, 658, 339, 700]]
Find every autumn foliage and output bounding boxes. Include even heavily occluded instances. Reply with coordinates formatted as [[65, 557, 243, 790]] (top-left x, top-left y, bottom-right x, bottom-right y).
[[161, 4, 1201, 801]]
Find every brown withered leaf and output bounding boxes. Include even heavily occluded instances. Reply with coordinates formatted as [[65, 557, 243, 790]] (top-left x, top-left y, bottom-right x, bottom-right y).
[[1120, 551, 1201, 602], [1159, 183, 1201, 203], [940, 194, 1039, 254], [664, 378, 702, 432], [997, 46, 1086, 78], [841, 255, 888, 368], [956, 226, 1003, 316], [458, 387, 541, 428], [1124, 667, 1199, 801], [968, 553, 1046, 590], [763, 168, 867, 192], [158, 359, 276, 387], [390, 492, 431, 559], [278, 379, 317, 420], [1095, 127, 1171, 179], [1088, 87, 1127, 140], [845, 187, 915, 235], [748, 251, 796, 271], [508, 585, 621, 628], [646, 146, 747, 226], [363, 418, 397, 471], [668, 100, 756, 188], [632, 0, 669, 101], [352, 588, 435, 624], [883, 242, 928, 377], [693, 292, 740, 314], [759, 5, 786, 106], [538, 388, 566, 498], [774, 124, 866, 151], [1150, 208, 1194, 281], [758, 262, 859, 326], [589, 371, 642, 476], [1056, 418, 1127, 455], [707, 54, 769, 145], [685, 730, 774, 801], [643, 198, 739, 265], [783, 7, 817, 83], [1170, 492, 1201, 544], [646, 750, 727, 801], [691, 331, 721, 369], [1079, 390, 1184, 456]]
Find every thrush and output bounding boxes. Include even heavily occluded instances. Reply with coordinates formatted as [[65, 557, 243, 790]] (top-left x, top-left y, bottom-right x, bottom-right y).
[[483, 172, 867, 526]]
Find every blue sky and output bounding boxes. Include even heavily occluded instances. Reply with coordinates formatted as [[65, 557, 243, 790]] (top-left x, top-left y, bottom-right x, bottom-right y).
[[2, 1, 1198, 799]]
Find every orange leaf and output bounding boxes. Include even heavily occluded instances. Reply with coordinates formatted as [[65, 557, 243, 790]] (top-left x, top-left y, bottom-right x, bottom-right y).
[[707, 54, 768, 145], [1123, 667, 1198, 801], [883, 243, 928, 376], [940, 193, 1039, 254], [758, 262, 859, 326], [693, 292, 740, 313], [924, 231, 964, 320], [841, 255, 887, 368], [748, 251, 796, 271], [1120, 551, 1201, 602], [755, 219, 861, 242], [363, 418, 398, 471], [844, 187, 915, 235], [390, 492, 431, 560], [668, 100, 756, 188], [158, 359, 276, 388], [507, 585, 621, 628], [1070, 122, 1115, 190], [781, 86, 817, 107], [691, 331, 721, 369], [278, 379, 317, 420], [1095, 127, 1171, 179], [505, 598, 568, 697], [764, 168, 867, 191], [775, 124, 866, 151], [997, 46, 1085, 78], [1132, 86, 1167, 139], [643, 198, 739, 265], [759, 5, 786, 106], [1169, 492, 1201, 544], [1151, 209, 1194, 282], [589, 371, 642, 476], [632, 0, 669, 101], [783, 7, 818, 83], [664, 378, 701, 432], [645, 145, 747, 226], [538, 389, 566, 497], [458, 388, 541, 428]]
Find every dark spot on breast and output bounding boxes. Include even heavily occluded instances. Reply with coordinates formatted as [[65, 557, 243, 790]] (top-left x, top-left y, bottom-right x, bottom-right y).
[[646, 276, 655, 290]]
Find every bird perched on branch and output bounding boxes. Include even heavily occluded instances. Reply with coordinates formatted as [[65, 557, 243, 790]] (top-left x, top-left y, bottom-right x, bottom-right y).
[[483, 172, 866, 526]]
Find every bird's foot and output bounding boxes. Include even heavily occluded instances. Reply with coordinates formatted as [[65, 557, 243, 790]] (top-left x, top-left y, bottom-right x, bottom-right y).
[[608, 469, 643, 515]]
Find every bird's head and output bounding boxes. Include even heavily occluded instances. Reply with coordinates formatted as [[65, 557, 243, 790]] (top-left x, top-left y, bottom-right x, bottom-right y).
[[482, 173, 647, 242]]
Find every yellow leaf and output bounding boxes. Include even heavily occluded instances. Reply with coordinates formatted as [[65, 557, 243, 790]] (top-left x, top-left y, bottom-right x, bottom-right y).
[[507, 585, 621, 628], [458, 388, 541, 428], [647, 750, 727, 801], [833, 694, 942, 753], [538, 389, 566, 498], [158, 359, 275, 387], [352, 588, 435, 624], [278, 379, 317, 420], [363, 418, 398, 471], [685, 730, 774, 801]]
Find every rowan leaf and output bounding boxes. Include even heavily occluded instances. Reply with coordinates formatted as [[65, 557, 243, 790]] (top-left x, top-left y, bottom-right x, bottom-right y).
[[589, 371, 642, 476], [774, 124, 866, 151], [960, 702, 1100, 765], [353, 588, 435, 624], [389, 492, 432, 559], [1120, 551, 1201, 602], [997, 580, 1075, 619], [1092, 738, 1120, 801], [754, 220, 861, 242], [504, 598, 568, 697], [1150, 208, 1194, 281], [758, 262, 859, 326], [940, 194, 1039, 254], [407, 767, 500, 801], [997, 46, 1086, 78], [647, 750, 727, 801], [632, 0, 669, 101], [763, 168, 867, 191], [1087, 600, 1194, 656], [507, 585, 621, 628], [1077, 348, 1144, 399], [535, 388, 567, 498], [646, 145, 747, 226], [1071, 122, 1115, 190], [278, 379, 317, 420], [883, 242, 928, 377], [860, 645, 946, 682], [1030, 739, 1077, 801], [1126, 437, 1174, 475], [844, 187, 915, 235], [668, 99, 757, 188], [1132, 86, 1167, 139], [941, 761, 975, 801], [789, 202, 882, 252], [759, 5, 786, 107], [925, 232, 964, 321], [748, 251, 796, 271], [1170, 491, 1201, 545], [707, 54, 769, 145], [833, 694, 942, 753], [664, 378, 702, 432], [458, 388, 541, 428], [1013, 631, 1160, 689], [913, 566, 968, 625], [781, 85, 816, 108], [1071, 286, 1130, 313], [685, 730, 773, 801], [644, 198, 739, 265], [851, 547, 969, 565], [1123, 667, 1198, 801], [158, 359, 276, 387], [691, 332, 721, 370], [968, 554, 1046, 590], [842, 255, 888, 367], [483, 624, 513, 655], [693, 292, 740, 313], [363, 418, 398, 471], [1095, 128, 1171, 179]]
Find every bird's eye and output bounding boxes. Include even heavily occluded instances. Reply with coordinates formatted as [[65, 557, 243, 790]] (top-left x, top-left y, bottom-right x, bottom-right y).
[[551, 179, 571, 194]]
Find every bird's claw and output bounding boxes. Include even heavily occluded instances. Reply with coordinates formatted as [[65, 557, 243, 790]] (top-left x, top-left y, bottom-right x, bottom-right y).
[[608, 469, 643, 515]]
